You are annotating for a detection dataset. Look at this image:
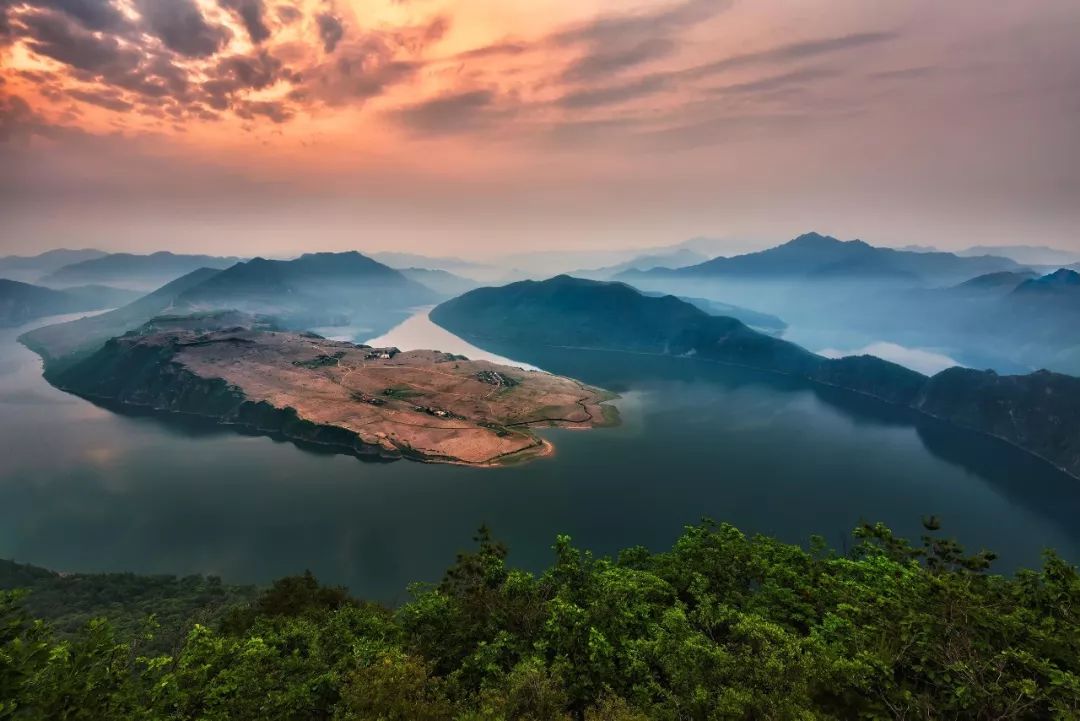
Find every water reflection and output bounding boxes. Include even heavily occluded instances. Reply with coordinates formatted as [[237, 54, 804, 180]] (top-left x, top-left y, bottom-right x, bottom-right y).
[[0, 310, 1077, 603]]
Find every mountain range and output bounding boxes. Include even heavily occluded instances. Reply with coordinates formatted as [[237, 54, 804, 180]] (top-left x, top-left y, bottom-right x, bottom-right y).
[[19, 268, 224, 364], [866, 268, 1080, 374], [0, 279, 140, 327], [957, 245, 1080, 266], [607, 232, 1080, 373], [20, 252, 438, 367], [174, 252, 437, 325], [431, 275, 1080, 478], [571, 249, 709, 280], [0, 249, 108, 281], [619, 232, 1022, 285], [42, 251, 244, 288]]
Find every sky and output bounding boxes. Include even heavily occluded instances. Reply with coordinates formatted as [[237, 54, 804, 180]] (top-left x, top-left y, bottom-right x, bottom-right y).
[[1, 0, 1079, 259]]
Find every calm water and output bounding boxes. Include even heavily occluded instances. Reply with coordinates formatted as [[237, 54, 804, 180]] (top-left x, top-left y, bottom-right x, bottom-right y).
[[1, 310, 1078, 603]]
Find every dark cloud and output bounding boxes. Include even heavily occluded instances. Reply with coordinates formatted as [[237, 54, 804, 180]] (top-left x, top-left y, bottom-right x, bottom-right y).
[[316, 13, 344, 53], [548, 31, 894, 117], [552, 0, 724, 46], [393, 89, 506, 135], [67, 87, 133, 111], [218, 0, 270, 44], [134, 0, 231, 58], [305, 20, 443, 106], [0, 5, 12, 42], [558, 74, 671, 109], [275, 4, 301, 24], [708, 67, 839, 95], [561, 37, 675, 82], [105, 53, 191, 101], [20, 9, 140, 73], [322, 56, 418, 103], [684, 32, 896, 80], [32, 0, 130, 32], [203, 50, 296, 109], [234, 99, 292, 123], [551, 0, 730, 89], [5, 0, 458, 129]]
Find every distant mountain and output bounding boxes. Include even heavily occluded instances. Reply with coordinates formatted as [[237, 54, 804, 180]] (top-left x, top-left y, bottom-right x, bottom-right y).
[[370, 252, 490, 275], [619, 232, 1022, 285], [1012, 268, 1080, 298], [175, 252, 438, 327], [572, 249, 709, 280], [0, 279, 139, 327], [851, 268, 1080, 374], [43, 251, 242, 287], [22, 253, 439, 366], [958, 245, 1080, 266], [947, 270, 1039, 296], [432, 275, 1080, 478], [993, 269, 1080, 354], [19, 268, 222, 366], [431, 276, 922, 402], [398, 268, 480, 297], [0, 249, 108, 281]]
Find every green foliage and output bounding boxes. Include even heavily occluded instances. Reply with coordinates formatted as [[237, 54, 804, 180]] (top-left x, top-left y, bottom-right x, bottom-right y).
[[3, 521, 1079, 720], [0, 560, 257, 654]]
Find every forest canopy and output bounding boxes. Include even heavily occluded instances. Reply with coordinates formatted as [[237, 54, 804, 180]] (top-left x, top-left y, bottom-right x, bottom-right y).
[[2, 520, 1078, 720]]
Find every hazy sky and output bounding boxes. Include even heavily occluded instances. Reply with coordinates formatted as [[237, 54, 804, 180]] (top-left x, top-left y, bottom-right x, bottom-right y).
[[2, 0, 1078, 258]]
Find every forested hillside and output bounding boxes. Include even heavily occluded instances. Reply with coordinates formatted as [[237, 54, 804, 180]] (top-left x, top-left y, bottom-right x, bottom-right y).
[[3, 521, 1078, 720]]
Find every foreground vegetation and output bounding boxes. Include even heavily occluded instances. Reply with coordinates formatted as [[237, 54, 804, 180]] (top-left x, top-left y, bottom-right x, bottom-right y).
[[2, 521, 1078, 720], [0, 560, 256, 654]]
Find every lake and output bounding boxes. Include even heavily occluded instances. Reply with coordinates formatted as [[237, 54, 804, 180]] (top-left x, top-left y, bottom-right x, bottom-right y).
[[1, 309, 1078, 603]]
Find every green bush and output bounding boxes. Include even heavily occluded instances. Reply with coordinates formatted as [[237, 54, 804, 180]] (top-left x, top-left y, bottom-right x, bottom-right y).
[[2, 520, 1078, 720]]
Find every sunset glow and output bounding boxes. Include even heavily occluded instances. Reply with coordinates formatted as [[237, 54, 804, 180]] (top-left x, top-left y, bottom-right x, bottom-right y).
[[3, 0, 1079, 256]]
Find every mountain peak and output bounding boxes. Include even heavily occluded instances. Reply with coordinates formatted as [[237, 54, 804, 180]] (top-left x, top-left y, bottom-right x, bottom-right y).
[[787, 232, 840, 246], [1012, 268, 1080, 296], [1042, 268, 1080, 284]]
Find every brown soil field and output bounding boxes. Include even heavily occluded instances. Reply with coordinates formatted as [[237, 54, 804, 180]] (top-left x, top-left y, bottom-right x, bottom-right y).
[[164, 329, 617, 465]]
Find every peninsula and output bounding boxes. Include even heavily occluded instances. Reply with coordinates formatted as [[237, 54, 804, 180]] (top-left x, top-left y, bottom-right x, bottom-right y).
[[50, 314, 617, 466]]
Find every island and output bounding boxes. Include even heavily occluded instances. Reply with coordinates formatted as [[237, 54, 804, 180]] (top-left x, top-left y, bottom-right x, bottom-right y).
[[50, 314, 618, 466]]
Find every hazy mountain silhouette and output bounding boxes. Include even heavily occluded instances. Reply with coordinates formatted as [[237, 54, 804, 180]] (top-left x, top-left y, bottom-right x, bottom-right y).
[[398, 267, 480, 297], [958, 245, 1080, 266], [619, 232, 1022, 285], [0, 280, 139, 327], [0, 249, 108, 281], [176, 252, 438, 327], [572, 249, 708, 280], [43, 252, 243, 287], [19, 268, 223, 364]]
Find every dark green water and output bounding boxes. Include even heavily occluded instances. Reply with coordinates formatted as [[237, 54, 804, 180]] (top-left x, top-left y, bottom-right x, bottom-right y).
[[1, 312, 1077, 603]]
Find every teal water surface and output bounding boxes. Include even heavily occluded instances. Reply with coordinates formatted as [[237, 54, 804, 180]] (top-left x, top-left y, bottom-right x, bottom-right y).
[[1, 310, 1077, 603]]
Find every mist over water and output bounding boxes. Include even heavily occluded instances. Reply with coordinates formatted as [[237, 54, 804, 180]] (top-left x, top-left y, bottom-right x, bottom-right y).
[[818, 342, 962, 376]]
